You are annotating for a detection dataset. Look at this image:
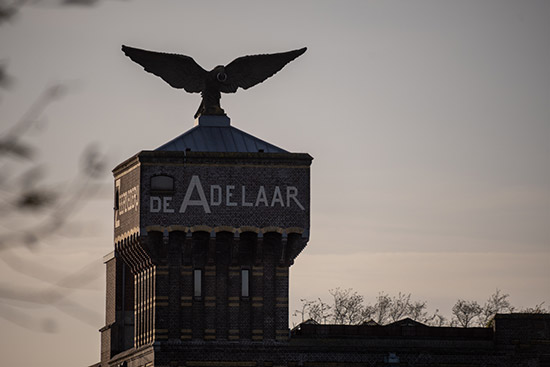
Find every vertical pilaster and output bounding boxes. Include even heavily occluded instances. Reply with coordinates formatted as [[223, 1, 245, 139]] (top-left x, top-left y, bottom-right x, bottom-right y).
[[275, 235, 292, 341], [227, 233, 240, 340], [147, 267, 154, 344], [238, 231, 256, 340], [239, 293, 252, 340], [228, 247, 240, 342], [215, 231, 231, 340], [121, 261, 135, 350], [191, 231, 208, 340], [251, 260, 264, 341], [135, 269, 140, 347], [167, 231, 184, 341], [263, 232, 279, 341], [275, 264, 289, 341], [204, 261, 217, 340], [154, 265, 168, 341], [180, 264, 193, 341], [146, 267, 152, 344], [138, 231, 161, 344], [101, 253, 117, 364], [140, 268, 145, 345], [181, 234, 193, 341]]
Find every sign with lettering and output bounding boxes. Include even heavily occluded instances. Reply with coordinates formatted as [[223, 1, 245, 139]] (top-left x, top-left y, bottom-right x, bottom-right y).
[[149, 175, 305, 214], [113, 152, 311, 238]]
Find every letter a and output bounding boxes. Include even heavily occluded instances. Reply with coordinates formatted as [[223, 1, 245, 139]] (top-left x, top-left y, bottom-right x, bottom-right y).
[[179, 175, 211, 213], [255, 186, 268, 207], [271, 186, 285, 207]]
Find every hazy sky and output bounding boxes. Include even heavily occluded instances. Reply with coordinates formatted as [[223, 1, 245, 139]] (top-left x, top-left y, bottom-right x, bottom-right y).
[[0, 1, 549, 366]]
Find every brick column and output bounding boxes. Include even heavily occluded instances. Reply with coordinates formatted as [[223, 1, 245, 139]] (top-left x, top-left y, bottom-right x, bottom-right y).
[[215, 231, 231, 340], [146, 267, 155, 344], [228, 262, 241, 341], [251, 262, 264, 341], [101, 253, 116, 364], [275, 265, 289, 341], [239, 232, 256, 340], [135, 269, 143, 346], [262, 232, 278, 340], [204, 262, 217, 340], [153, 265, 169, 342], [167, 231, 183, 341], [191, 231, 208, 340], [275, 236, 290, 341], [180, 233, 193, 341]]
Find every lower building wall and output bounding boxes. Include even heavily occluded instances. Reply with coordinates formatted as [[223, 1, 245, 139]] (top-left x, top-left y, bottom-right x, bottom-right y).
[[126, 340, 534, 367], [97, 314, 550, 367]]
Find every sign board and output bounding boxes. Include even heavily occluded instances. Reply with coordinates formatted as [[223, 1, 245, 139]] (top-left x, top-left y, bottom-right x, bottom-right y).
[[113, 151, 311, 239]]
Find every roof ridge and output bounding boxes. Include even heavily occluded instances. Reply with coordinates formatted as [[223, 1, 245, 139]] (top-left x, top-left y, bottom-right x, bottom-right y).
[[155, 117, 287, 153]]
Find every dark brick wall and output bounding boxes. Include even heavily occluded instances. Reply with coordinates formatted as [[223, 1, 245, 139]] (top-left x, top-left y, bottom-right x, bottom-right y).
[[107, 150, 311, 354], [114, 161, 141, 239], [105, 255, 116, 326], [494, 313, 550, 345], [108, 314, 549, 367], [100, 253, 134, 366], [167, 231, 184, 341], [112, 151, 313, 234], [98, 148, 550, 367], [494, 313, 550, 365], [146, 229, 295, 343]]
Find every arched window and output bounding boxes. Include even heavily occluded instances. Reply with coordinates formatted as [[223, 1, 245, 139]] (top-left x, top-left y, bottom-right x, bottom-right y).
[[151, 175, 174, 191], [241, 269, 250, 298], [194, 269, 202, 298]]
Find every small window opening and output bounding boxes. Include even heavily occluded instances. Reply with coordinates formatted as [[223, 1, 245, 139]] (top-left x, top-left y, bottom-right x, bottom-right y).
[[194, 269, 202, 298], [114, 188, 120, 210], [151, 175, 174, 191], [241, 269, 249, 298]]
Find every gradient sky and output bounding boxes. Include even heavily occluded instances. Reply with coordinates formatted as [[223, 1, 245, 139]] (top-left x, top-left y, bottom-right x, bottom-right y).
[[0, 1, 549, 366]]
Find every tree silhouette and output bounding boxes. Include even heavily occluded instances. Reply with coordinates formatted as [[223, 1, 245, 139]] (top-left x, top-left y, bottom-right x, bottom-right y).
[[296, 288, 549, 328], [0, 0, 112, 332]]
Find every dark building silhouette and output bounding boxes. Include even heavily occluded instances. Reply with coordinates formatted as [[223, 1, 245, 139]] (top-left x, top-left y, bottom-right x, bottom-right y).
[[93, 115, 550, 367]]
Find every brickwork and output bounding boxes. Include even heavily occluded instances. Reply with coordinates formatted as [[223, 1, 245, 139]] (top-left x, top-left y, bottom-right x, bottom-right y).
[[112, 151, 312, 238], [100, 253, 135, 366], [129, 321, 549, 367], [105, 255, 116, 326], [95, 138, 550, 367], [114, 162, 141, 239], [167, 231, 183, 341], [215, 232, 231, 340]]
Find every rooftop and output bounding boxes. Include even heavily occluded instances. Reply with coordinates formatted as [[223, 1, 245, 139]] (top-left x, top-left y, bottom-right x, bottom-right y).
[[155, 115, 287, 153]]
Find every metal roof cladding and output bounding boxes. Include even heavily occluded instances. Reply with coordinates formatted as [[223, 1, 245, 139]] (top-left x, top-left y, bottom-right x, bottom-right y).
[[155, 115, 287, 153]]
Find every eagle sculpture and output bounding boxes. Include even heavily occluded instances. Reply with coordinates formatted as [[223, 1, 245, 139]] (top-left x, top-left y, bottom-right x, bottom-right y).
[[121, 45, 307, 118]]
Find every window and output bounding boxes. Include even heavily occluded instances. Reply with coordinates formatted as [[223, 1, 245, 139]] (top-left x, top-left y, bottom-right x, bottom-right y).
[[194, 269, 202, 298], [151, 175, 174, 191], [114, 188, 120, 210], [241, 269, 249, 298]]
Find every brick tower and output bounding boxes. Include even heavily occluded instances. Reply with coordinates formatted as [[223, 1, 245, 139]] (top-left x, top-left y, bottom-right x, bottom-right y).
[[99, 115, 312, 366]]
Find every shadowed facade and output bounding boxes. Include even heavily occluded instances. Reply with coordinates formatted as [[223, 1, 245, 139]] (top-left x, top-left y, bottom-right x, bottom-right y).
[[93, 116, 549, 367]]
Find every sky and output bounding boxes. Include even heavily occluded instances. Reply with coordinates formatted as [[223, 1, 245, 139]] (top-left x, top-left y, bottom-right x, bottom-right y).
[[0, 0, 549, 366]]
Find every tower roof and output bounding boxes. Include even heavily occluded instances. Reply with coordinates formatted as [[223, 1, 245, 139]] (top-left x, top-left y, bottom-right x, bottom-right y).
[[155, 115, 287, 153]]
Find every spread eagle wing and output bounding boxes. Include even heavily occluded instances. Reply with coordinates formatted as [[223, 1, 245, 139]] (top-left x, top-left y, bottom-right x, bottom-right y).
[[121, 45, 207, 93], [220, 47, 307, 93]]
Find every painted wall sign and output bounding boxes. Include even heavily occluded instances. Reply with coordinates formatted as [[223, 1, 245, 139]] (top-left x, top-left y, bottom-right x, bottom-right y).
[[149, 175, 305, 214], [113, 152, 312, 237]]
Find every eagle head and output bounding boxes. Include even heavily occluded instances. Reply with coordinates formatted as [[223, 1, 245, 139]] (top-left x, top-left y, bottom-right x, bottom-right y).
[[213, 65, 227, 82]]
